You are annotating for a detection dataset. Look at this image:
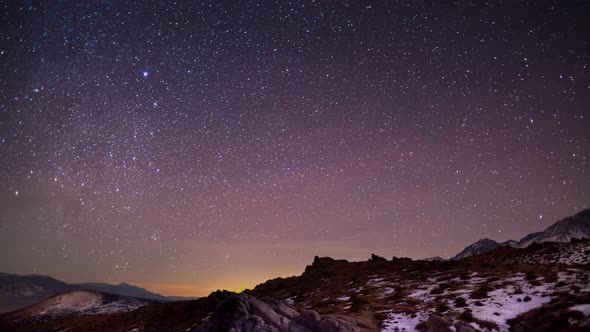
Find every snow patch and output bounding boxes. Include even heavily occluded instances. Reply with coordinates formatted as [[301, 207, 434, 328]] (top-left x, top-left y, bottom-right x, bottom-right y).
[[381, 310, 429, 332], [468, 282, 551, 331]]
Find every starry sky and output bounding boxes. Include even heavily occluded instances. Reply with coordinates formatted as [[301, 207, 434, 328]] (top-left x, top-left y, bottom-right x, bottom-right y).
[[1, 0, 589, 296]]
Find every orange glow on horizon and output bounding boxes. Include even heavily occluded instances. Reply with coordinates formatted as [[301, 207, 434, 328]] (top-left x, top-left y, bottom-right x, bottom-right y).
[[136, 281, 253, 297]]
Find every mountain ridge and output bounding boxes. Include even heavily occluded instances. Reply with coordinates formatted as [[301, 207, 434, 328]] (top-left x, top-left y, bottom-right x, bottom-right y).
[[0, 273, 197, 314], [1, 290, 150, 323], [451, 208, 590, 260]]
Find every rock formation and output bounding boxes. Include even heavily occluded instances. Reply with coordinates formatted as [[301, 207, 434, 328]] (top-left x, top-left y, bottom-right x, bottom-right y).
[[192, 293, 367, 332]]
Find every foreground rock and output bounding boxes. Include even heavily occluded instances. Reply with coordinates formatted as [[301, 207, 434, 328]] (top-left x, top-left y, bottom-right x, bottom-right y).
[[425, 314, 453, 332], [193, 293, 368, 332]]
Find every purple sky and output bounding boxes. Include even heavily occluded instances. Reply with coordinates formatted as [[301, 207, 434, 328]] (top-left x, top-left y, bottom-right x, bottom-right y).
[[0, 0, 589, 296]]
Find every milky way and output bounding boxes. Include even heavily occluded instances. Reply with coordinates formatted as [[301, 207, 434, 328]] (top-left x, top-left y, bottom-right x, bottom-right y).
[[1, 1, 589, 295]]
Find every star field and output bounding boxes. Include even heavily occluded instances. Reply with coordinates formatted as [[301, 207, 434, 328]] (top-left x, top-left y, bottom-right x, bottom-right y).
[[1, 0, 589, 296]]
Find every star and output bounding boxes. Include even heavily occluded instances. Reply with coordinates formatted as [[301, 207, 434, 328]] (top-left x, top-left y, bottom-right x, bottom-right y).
[[0, 0, 588, 297]]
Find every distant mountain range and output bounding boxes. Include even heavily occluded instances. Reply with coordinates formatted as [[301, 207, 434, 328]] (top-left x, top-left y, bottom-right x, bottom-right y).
[[451, 209, 590, 260], [0, 273, 197, 313]]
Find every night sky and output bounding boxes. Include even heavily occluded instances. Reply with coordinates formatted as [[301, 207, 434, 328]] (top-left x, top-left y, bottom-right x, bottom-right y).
[[1, 0, 589, 296]]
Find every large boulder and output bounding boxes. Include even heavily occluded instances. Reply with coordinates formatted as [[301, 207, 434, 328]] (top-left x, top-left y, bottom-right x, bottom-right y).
[[193, 294, 289, 332], [426, 314, 453, 332], [290, 310, 320, 331], [247, 295, 290, 330], [317, 317, 360, 332], [265, 298, 299, 319]]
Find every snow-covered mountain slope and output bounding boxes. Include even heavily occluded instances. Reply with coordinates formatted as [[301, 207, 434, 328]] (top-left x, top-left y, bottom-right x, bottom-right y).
[[452, 209, 590, 260], [1, 290, 149, 323], [0, 274, 74, 313], [518, 209, 590, 247], [0, 274, 72, 300], [0, 273, 192, 313], [501, 240, 520, 248], [450, 238, 501, 260]]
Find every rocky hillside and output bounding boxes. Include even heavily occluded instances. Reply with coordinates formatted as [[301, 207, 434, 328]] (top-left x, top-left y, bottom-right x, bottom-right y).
[[1, 240, 589, 332], [248, 245, 590, 332]]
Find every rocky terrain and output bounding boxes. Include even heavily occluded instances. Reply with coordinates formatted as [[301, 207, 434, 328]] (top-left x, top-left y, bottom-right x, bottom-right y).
[[1, 238, 589, 332], [192, 292, 373, 332], [1, 210, 589, 332]]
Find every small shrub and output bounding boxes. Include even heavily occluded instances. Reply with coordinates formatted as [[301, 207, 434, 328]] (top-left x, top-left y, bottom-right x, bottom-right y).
[[454, 297, 467, 308], [430, 287, 444, 295], [459, 309, 473, 321], [436, 302, 449, 313], [471, 284, 494, 299], [349, 295, 369, 312]]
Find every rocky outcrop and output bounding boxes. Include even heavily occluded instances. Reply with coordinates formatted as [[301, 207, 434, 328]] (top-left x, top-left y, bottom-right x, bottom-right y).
[[369, 254, 387, 262], [192, 293, 364, 332], [303, 256, 349, 274]]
